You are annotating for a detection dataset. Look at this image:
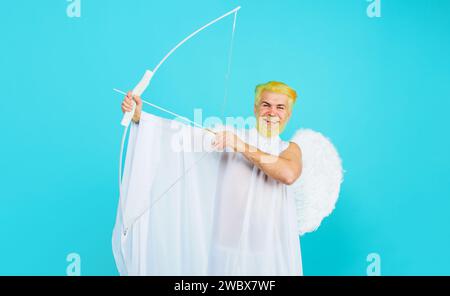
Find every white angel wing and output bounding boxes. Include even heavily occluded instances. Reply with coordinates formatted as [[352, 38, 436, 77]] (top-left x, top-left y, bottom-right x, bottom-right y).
[[288, 129, 344, 236]]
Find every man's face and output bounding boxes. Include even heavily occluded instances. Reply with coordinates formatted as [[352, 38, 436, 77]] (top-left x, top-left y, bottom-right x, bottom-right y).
[[254, 90, 292, 138]]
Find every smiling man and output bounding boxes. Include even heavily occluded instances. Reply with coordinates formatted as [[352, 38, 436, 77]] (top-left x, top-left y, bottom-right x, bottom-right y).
[[115, 81, 306, 275]]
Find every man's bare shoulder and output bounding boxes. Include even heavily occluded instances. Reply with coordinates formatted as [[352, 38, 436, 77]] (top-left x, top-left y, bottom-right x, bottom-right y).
[[280, 141, 302, 160]]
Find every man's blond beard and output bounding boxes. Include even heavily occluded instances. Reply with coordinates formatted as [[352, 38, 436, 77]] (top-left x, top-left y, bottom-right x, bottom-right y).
[[256, 116, 287, 138]]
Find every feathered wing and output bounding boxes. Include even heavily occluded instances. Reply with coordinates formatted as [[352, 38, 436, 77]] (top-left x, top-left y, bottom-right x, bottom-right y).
[[287, 129, 344, 236]]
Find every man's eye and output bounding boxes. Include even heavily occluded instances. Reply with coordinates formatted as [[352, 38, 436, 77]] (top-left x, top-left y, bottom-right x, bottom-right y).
[[277, 106, 285, 110]]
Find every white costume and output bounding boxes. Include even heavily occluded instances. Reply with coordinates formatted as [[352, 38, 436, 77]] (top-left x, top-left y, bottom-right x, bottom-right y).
[[112, 111, 343, 276]]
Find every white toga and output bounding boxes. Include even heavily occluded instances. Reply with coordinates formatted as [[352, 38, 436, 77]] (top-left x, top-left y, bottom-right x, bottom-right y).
[[112, 111, 342, 275]]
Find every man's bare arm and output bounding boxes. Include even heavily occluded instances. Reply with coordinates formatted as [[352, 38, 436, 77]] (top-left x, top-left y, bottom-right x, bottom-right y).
[[240, 142, 302, 185], [213, 131, 302, 185]]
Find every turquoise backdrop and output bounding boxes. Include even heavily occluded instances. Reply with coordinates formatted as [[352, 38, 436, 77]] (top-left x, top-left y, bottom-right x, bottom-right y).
[[1, 0, 449, 275]]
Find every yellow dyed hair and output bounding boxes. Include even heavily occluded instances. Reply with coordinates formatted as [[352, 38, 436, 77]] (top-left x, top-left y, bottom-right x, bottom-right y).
[[254, 81, 298, 110]]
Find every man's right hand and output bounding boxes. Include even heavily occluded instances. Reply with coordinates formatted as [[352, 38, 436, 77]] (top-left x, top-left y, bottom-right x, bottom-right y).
[[121, 91, 142, 123]]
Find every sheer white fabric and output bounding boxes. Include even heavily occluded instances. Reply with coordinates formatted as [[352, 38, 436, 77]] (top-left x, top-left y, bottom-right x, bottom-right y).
[[112, 111, 302, 275]]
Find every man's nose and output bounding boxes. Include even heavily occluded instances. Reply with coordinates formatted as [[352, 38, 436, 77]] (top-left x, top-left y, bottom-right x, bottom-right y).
[[269, 107, 277, 116]]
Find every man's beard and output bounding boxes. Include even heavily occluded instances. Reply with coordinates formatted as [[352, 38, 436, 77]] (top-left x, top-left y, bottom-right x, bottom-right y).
[[256, 116, 285, 138]]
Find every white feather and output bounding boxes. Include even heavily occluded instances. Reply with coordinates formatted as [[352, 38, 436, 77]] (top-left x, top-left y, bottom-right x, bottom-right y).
[[287, 129, 344, 236]]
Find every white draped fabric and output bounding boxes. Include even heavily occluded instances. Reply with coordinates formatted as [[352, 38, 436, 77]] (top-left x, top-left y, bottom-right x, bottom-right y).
[[112, 111, 304, 275]]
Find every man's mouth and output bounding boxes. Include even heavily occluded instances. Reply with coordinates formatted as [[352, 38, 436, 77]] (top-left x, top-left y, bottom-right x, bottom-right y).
[[263, 117, 280, 124]]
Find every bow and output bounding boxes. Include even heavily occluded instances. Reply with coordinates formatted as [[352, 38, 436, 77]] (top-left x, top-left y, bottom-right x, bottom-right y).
[[115, 6, 241, 229]]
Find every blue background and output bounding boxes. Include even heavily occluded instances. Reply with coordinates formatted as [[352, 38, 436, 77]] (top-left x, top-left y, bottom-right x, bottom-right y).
[[1, 0, 449, 275]]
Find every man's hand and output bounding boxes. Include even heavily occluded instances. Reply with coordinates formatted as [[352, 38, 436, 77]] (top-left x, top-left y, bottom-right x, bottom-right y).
[[212, 131, 246, 152], [121, 91, 143, 123]]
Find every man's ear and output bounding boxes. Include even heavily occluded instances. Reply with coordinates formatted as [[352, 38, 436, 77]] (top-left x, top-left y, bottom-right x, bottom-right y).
[[287, 103, 294, 119]]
